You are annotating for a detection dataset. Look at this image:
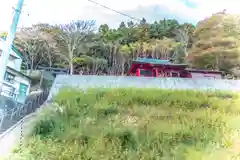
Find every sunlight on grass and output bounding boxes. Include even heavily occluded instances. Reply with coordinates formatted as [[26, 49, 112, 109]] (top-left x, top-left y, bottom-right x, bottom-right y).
[[9, 88, 240, 160]]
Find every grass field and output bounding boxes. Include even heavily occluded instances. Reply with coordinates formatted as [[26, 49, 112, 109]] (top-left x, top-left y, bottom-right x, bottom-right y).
[[9, 88, 240, 160]]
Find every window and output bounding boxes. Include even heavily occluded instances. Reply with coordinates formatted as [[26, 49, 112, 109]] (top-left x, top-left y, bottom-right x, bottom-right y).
[[140, 69, 152, 76], [9, 55, 15, 61], [172, 72, 179, 77], [4, 72, 15, 84]]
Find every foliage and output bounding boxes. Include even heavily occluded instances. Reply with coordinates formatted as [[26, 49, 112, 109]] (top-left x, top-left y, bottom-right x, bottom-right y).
[[15, 26, 54, 73], [2, 12, 239, 77], [5, 18, 195, 75], [188, 12, 240, 77], [10, 88, 240, 159]]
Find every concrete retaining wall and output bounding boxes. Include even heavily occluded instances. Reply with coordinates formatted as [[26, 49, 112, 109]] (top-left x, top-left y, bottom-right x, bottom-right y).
[[48, 75, 240, 100]]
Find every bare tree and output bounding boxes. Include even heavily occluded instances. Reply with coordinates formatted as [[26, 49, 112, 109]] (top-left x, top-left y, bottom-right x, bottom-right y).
[[16, 27, 53, 73], [91, 58, 108, 75], [175, 26, 190, 57], [150, 38, 178, 60], [21, 40, 45, 73], [40, 20, 96, 75]]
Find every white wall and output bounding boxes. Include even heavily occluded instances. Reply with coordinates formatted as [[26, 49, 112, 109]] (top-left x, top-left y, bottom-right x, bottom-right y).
[[191, 72, 222, 79], [0, 39, 22, 72], [7, 59, 15, 69], [0, 82, 15, 98], [14, 58, 22, 72]]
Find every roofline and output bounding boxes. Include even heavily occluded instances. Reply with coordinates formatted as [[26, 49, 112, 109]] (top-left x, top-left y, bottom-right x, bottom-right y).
[[6, 67, 31, 80], [131, 60, 188, 67], [10, 53, 20, 59], [11, 45, 22, 58]]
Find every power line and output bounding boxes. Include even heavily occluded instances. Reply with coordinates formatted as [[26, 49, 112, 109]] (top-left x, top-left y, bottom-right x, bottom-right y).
[[87, 0, 142, 22]]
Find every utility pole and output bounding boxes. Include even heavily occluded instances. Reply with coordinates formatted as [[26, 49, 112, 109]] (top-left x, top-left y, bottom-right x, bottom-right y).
[[0, 0, 25, 81]]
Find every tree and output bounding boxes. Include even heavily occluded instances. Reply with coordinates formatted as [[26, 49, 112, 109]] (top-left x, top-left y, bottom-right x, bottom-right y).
[[188, 12, 240, 77], [118, 22, 126, 29], [98, 24, 110, 43], [149, 19, 180, 39], [40, 20, 96, 75], [14, 17, 229, 76], [175, 25, 191, 57], [15, 27, 52, 74]]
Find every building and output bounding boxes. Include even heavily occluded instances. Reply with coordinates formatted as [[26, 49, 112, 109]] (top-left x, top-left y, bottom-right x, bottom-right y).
[[127, 58, 222, 79], [0, 38, 31, 104]]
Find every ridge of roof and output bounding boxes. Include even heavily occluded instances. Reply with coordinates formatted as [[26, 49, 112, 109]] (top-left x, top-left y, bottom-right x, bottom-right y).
[[134, 58, 171, 65]]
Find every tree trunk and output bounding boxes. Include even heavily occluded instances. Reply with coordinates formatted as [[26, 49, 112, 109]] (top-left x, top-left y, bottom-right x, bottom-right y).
[[69, 63, 73, 75], [184, 45, 188, 56], [30, 56, 34, 74]]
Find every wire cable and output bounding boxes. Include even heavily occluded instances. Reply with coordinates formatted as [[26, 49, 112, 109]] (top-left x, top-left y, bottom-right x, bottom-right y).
[[87, 0, 142, 22]]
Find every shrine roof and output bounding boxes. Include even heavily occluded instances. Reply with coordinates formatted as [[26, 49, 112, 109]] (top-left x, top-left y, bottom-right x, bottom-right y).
[[132, 58, 188, 66]]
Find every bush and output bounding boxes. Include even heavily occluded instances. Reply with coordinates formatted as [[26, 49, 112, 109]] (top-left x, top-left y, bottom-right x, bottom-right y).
[[11, 88, 240, 160]]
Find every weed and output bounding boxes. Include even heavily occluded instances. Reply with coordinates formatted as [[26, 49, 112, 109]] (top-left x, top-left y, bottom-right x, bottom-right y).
[[10, 88, 240, 160]]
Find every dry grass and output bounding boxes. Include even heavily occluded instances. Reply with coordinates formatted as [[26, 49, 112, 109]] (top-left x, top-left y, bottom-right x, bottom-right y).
[[9, 88, 240, 160]]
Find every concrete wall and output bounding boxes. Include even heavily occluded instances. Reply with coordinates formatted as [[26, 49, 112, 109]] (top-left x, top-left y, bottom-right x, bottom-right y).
[[48, 75, 240, 100]]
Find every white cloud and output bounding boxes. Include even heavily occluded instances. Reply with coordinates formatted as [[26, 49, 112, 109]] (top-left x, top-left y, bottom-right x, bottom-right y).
[[188, 0, 240, 19], [20, 0, 191, 25], [1, 0, 240, 31]]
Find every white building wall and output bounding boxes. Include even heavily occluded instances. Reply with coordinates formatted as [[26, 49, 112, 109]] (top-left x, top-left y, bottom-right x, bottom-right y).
[[0, 39, 31, 103], [7, 59, 15, 69], [191, 72, 222, 79], [14, 58, 22, 72], [0, 39, 22, 72], [0, 82, 15, 98]]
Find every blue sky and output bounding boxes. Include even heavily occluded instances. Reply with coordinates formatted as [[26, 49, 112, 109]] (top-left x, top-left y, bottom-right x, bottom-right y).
[[1, 0, 240, 31]]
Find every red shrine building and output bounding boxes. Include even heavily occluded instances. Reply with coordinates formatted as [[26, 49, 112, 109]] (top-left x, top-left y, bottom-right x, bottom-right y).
[[127, 58, 222, 79]]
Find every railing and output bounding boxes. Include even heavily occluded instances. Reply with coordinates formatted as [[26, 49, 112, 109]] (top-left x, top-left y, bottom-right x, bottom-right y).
[[0, 89, 49, 134]]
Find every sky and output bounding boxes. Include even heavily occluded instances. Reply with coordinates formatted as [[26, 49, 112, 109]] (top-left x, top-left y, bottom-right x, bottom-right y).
[[1, 0, 240, 32]]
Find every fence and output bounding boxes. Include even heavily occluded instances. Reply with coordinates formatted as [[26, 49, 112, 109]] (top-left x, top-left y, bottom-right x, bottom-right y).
[[0, 89, 49, 134]]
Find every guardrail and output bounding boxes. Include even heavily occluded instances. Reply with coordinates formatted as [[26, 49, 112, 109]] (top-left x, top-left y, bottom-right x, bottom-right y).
[[0, 89, 49, 134]]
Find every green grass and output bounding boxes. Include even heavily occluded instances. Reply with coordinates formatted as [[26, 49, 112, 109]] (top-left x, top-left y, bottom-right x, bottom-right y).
[[10, 88, 240, 160]]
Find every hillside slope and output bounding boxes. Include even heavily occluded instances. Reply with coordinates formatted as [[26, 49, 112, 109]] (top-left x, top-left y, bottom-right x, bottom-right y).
[[10, 88, 240, 160]]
